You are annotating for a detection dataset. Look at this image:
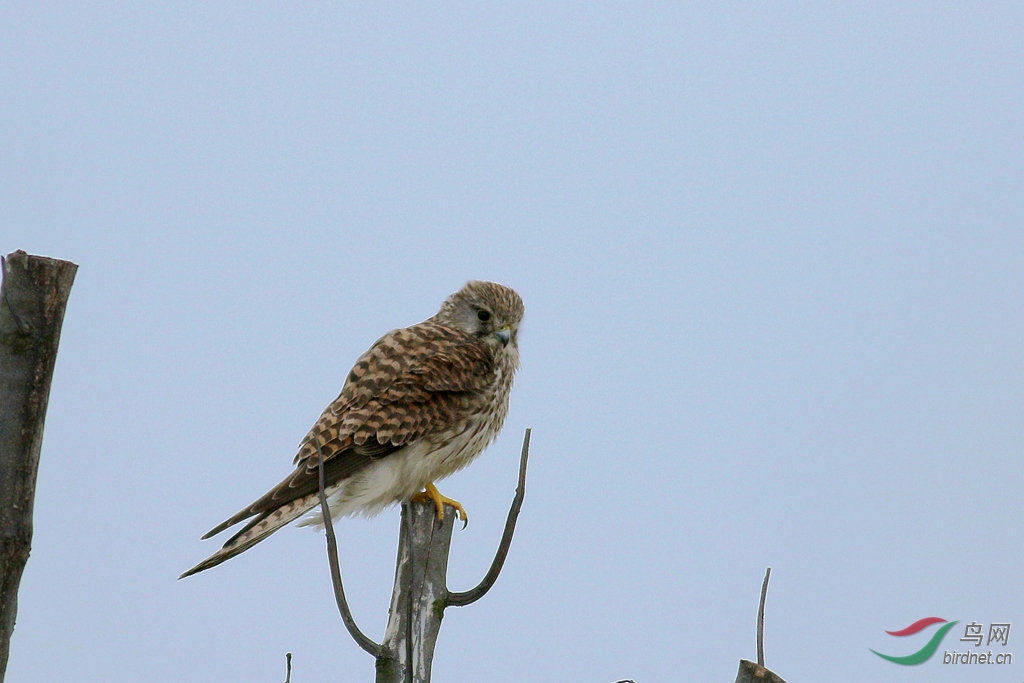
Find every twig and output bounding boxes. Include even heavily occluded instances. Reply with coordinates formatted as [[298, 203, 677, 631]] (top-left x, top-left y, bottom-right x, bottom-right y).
[[757, 567, 771, 667], [315, 439, 381, 656], [447, 428, 531, 607], [284, 652, 292, 683]]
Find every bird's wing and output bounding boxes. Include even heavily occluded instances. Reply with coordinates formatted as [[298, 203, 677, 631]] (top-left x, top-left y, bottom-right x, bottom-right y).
[[201, 322, 494, 540]]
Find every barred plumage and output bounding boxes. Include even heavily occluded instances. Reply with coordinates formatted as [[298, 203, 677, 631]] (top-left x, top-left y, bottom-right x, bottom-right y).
[[181, 281, 523, 578]]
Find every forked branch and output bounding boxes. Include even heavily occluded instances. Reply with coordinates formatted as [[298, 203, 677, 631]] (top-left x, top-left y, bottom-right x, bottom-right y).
[[316, 428, 532, 682]]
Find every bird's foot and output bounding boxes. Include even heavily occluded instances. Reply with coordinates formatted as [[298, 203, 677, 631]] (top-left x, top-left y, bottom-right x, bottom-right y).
[[411, 482, 468, 528]]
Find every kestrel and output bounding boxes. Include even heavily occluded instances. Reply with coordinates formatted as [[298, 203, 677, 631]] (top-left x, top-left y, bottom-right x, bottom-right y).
[[181, 281, 523, 578]]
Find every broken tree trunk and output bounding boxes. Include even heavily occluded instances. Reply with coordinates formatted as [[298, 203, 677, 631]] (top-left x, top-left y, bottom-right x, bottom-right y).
[[0, 251, 77, 683], [375, 501, 457, 683]]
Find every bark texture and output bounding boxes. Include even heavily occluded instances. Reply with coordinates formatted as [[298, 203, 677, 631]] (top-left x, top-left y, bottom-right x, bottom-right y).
[[0, 251, 77, 682], [376, 502, 456, 683]]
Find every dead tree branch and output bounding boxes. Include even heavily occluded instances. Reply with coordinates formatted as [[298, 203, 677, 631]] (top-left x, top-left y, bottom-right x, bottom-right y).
[[317, 429, 531, 682], [0, 251, 77, 683], [315, 439, 382, 657], [447, 428, 530, 607], [757, 566, 770, 667], [376, 500, 456, 683], [734, 567, 786, 683]]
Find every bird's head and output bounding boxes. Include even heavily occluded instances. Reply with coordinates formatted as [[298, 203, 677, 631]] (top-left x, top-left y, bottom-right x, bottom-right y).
[[436, 280, 524, 353]]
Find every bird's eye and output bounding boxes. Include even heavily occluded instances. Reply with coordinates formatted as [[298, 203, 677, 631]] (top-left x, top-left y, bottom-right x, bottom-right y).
[[477, 310, 491, 322]]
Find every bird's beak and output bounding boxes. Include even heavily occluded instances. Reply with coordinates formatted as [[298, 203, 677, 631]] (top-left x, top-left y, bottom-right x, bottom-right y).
[[495, 326, 511, 346]]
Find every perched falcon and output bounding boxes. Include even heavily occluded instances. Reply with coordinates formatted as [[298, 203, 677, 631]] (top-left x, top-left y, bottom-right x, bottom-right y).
[[181, 281, 523, 578]]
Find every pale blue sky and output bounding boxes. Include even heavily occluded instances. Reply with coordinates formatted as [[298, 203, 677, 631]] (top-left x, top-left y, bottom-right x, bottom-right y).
[[3, 3, 1022, 682]]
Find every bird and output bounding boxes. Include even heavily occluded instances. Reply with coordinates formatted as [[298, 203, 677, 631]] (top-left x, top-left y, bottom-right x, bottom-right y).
[[180, 280, 524, 579]]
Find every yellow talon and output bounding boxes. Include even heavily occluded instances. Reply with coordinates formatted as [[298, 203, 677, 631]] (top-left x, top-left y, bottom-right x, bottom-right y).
[[411, 482, 468, 527]]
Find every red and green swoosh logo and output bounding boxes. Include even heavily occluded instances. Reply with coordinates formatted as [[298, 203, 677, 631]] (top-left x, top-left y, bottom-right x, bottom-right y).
[[871, 617, 958, 665]]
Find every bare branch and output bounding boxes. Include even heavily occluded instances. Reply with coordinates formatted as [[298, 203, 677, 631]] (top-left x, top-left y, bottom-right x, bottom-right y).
[[447, 428, 531, 608], [0, 251, 77, 683], [734, 568, 786, 683], [315, 439, 381, 657], [757, 567, 770, 667]]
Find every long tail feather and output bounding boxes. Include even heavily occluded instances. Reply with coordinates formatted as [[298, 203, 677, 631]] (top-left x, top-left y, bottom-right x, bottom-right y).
[[179, 493, 319, 579]]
